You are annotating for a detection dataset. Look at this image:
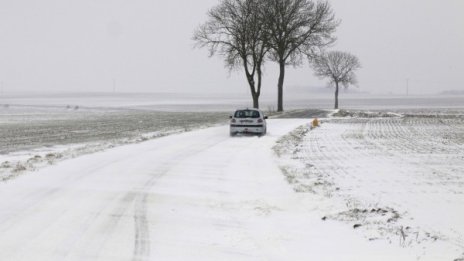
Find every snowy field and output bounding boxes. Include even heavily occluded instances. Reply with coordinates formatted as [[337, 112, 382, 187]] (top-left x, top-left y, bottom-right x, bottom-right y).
[[274, 111, 464, 260], [2, 91, 464, 111], [0, 105, 228, 181], [0, 93, 463, 260]]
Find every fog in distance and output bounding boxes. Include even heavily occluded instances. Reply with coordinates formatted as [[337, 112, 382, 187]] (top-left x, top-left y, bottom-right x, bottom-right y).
[[0, 0, 462, 96]]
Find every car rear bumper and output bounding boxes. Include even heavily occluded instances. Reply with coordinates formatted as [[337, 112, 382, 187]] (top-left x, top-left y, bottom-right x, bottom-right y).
[[230, 125, 265, 134]]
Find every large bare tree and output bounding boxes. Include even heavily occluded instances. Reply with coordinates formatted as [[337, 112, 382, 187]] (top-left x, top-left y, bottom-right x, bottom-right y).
[[263, 0, 338, 111], [193, 0, 268, 108], [311, 51, 361, 109]]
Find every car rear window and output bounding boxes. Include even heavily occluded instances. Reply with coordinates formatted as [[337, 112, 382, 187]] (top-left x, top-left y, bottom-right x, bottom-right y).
[[234, 110, 260, 118]]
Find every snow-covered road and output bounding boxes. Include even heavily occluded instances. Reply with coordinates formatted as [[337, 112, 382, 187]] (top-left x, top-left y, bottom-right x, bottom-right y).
[[0, 119, 431, 260]]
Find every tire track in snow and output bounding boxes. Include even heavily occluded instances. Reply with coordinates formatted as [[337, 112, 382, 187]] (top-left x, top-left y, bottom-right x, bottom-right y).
[[131, 167, 169, 261], [128, 133, 231, 261], [133, 192, 150, 261], [61, 132, 231, 261], [8, 129, 230, 261]]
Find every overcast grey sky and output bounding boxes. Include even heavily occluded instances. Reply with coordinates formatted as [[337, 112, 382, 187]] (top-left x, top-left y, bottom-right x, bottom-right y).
[[0, 0, 463, 95]]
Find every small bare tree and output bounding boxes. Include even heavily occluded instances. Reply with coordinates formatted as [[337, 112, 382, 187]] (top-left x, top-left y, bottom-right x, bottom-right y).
[[263, 0, 339, 111], [311, 51, 361, 109], [193, 0, 268, 108]]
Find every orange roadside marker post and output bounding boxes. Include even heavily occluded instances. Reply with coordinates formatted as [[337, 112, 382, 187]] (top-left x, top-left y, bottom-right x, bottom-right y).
[[312, 118, 320, 128]]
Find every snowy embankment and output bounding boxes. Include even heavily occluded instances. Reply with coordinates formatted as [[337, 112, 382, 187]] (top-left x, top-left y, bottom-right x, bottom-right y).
[[274, 111, 464, 260]]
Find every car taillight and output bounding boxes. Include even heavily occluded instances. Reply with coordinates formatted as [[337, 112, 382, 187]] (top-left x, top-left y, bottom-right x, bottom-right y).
[[231, 119, 236, 123], [257, 119, 263, 123]]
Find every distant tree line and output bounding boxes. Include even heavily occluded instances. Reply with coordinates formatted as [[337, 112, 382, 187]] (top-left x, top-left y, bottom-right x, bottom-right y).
[[194, 0, 360, 110]]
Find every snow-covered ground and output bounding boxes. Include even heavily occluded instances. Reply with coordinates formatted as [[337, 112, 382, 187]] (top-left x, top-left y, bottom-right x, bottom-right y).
[[274, 112, 464, 260], [1, 93, 464, 260], [0, 105, 228, 181], [0, 118, 444, 261], [1, 114, 463, 260]]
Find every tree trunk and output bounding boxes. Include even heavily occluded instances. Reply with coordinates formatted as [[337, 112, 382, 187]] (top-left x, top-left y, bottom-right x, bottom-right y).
[[252, 92, 259, 108], [247, 86, 259, 109], [244, 63, 259, 109], [334, 82, 339, 109], [277, 61, 285, 112], [255, 66, 263, 109]]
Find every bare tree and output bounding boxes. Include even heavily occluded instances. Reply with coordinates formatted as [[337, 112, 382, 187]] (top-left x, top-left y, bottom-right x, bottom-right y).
[[311, 51, 361, 109], [193, 0, 268, 109], [263, 0, 338, 111]]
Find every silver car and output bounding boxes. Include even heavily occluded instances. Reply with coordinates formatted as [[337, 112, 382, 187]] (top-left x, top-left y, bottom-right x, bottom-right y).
[[229, 108, 267, 136]]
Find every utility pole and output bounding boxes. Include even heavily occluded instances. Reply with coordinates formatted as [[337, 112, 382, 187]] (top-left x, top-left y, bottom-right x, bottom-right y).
[[406, 78, 409, 96]]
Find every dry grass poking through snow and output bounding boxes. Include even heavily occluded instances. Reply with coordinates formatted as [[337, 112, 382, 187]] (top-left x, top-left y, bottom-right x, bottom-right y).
[[274, 110, 464, 260]]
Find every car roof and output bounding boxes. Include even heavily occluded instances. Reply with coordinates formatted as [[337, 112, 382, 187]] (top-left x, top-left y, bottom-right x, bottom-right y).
[[235, 108, 262, 112]]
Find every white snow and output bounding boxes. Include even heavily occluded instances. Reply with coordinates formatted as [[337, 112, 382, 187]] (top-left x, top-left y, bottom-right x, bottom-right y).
[[0, 117, 463, 260], [274, 116, 464, 260]]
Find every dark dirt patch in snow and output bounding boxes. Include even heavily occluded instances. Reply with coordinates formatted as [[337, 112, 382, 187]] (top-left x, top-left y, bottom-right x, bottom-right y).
[[331, 109, 402, 118], [322, 205, 444, 247]]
